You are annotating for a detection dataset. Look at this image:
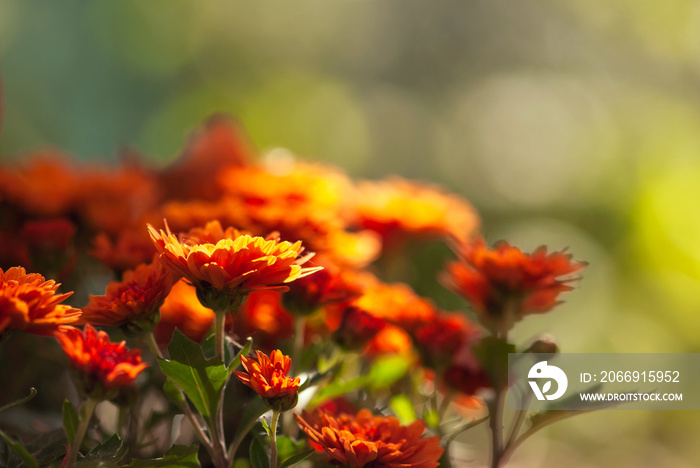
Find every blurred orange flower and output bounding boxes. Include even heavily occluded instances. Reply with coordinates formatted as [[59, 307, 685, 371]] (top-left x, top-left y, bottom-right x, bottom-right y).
[[351, 278, 437, 333], [148, 223, 322, 310], [0, 155, 78, 217], [154, 279, 215, 345], [234, 349, 300, 411], [238, 290, 293, 347], [55, 325, 148, 398], [441, 237, 586, 335], [218, 159, 351, 213], [159, 116, 254, 201], [296, 409, 443, 468], [365, 325, 413, 358], [80, 258, 177, 332], [351, 177, 479, 245], [77, 165, 159, 235], [92, 230, 157, 274], [0, 267, 81, 336]]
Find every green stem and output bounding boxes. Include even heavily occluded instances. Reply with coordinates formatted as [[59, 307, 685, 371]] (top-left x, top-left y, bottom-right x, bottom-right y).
[[269, 410, 280, 468], [65, 398, 98, 467], [283, 317, 305, 437], [489, 387, 505, 468], [146, 332, 164, 360], [215, 312, 227, 360]]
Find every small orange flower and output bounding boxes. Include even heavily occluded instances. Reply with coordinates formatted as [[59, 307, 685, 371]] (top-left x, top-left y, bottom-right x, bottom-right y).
[[0, 267, 81, 336], [148, 222, 322, 311], [296, 409, 443, 468], [441, 237, 586, 335], [80, 258, 177, 332], [55, 325, 148, 399], [234, 349, 300, 411]]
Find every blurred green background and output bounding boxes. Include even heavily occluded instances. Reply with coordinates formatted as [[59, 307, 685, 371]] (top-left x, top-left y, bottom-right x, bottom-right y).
[[1, 0, 700, 466]]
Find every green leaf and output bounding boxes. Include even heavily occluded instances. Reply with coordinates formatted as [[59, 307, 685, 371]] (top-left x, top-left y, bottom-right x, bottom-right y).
[[472, 336, 516, 389], [424, 408, 439, 429], [249, 438, 268, 468], [367, 355, 410, 390], [260, 416, 271, 437], [0, 429, 38, 468], [275, 436, 305, 463], [279, 449, 315, 468], [163, 378, 186, 406], [63, 400, 79, 444], [126, 444, 200, 468], [158, 329, 228, 421], [228, 337, 253, 374], [0, 388, 37, 415], [79, 434, 127, 465], [389, 395, 416, 424]]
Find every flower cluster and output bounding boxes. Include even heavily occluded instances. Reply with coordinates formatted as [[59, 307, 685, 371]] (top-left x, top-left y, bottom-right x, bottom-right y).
[[0, 115, 586, 468]]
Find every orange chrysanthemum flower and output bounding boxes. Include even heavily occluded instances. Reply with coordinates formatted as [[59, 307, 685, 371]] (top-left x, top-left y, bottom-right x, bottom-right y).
[[55, 325, 148, 399], [234, 349, 300, 411], [440, 237, 586, 335], [296, 409, 443, 468], [352, 177, 479, 245], [148, 222, 322, 311], [160, 198, 381, 269], [80, 259, 177, 332], [0, 267, 81, 336]]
